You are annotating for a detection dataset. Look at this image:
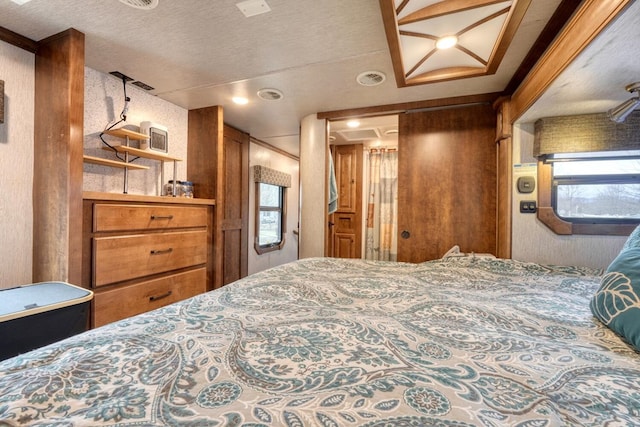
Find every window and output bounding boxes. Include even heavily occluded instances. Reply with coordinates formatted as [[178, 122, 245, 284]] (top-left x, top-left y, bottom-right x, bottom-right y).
[[252, 165, 291, 254], [533, 112, 640, 235], [256, 182, 286, 252], [551, 151, 640, 223]]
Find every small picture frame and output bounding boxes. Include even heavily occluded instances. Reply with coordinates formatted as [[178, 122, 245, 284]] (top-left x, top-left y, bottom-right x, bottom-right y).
[[140, 121, 168, 153]]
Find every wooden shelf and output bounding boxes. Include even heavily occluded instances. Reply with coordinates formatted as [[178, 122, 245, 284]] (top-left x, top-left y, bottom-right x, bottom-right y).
[[87, 126, 182, 195], [103, 128, 149, 140], [83, 155, 149, 170], [102, 145, 182, 162]]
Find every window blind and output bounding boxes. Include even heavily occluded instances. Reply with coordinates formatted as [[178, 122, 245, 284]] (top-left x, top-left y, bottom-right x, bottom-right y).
[[534, 111, 640, 158]]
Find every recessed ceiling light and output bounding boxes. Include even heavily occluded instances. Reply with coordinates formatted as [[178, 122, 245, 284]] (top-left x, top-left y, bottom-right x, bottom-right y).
[[384, 129, 399, 136], [232, 96, 249, 105], [347, 120, 360, 128], [436, 35, 458, 50], [257, 88, 284, 101], [119, 0, 158, 10], [11, 0, 32, 4]]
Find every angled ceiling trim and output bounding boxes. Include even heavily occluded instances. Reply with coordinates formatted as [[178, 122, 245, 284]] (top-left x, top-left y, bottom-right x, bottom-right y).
[[380, 0, 532, 87]]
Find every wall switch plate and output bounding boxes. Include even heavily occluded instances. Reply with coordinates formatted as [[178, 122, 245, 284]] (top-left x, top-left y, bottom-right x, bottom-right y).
[[520, 200, 537, 213], [517, 176, 535, 193]]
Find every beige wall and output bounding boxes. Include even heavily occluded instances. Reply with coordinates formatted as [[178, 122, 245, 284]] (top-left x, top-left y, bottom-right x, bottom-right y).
[[248, 142, 299, 275], [0, 40, 34, 288], [83, 67, 188, 195], [510, 123, 627, 269]]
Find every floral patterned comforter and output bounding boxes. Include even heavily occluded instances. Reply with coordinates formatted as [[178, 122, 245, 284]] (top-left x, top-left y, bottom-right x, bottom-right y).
[[1, 257, 639, 426]]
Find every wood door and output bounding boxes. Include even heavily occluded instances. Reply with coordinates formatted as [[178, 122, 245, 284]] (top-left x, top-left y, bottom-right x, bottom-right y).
[[220, 125, 249, 285], [187, 108, 249, 289], [328, 144, 363, 258], [397, 104, 496, 262]]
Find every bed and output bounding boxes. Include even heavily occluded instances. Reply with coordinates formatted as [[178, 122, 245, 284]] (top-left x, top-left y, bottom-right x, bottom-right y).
[[0, 255, 639, 426]]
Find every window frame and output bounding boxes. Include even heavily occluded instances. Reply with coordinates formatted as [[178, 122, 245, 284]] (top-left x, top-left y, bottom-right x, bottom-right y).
[[254, 182, 287, 254], [537, 160, 639, 235]]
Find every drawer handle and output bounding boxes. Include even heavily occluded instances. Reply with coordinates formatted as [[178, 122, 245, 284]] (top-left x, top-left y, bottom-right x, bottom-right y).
[[150, 215, 174, 220], [150, 248, 173, 255], [149, 291, 172, 302]]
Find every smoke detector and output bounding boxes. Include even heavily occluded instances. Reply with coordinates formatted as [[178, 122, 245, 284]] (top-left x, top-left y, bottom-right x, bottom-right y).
[[257, 88, 284, 101], [357, 71, 386, 87], [119, 0, 158, 10]]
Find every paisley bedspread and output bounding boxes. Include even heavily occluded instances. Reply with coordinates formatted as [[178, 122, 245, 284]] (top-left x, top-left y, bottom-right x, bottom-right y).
[[1, 257, 639, 426]]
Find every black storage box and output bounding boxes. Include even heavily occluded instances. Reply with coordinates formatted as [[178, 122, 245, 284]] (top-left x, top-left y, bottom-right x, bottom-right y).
[[0, 282, 93, 361]]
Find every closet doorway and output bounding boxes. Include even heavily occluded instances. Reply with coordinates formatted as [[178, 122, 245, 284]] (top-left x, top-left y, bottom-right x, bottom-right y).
[[326, 115, 399, 260]]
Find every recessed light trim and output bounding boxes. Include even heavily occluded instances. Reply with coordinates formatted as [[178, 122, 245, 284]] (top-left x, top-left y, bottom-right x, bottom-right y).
[[257, 88, 284, 101], [232, 96, 249, 105], [119, 0, 158, 10], [436, 35, 458, 50]]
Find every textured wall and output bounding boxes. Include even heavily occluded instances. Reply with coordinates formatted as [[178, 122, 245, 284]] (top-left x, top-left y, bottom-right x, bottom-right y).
[[83, 68, 188, 195], [511, 123, 627, 269], [248, 142, 299, 275], [0, 41, 35, 288]]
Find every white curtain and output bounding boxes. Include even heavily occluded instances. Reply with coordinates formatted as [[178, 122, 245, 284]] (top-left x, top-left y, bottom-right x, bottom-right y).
[[364, 149, 398, 261]]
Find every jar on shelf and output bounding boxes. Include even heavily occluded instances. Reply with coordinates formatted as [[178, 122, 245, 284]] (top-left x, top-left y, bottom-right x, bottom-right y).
[[182, 181, 194, 198], [163, 180, 183, 197]]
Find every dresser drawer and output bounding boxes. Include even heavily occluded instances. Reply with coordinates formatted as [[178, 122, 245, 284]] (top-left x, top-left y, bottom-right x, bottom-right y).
[[93, 230, 207, 287], [93, 204, 208, 232], [93, 268, 206, 327]]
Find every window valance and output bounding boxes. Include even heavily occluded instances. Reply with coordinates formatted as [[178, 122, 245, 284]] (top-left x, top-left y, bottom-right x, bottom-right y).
[[534, 111, 640, 158], [252, 165, 291, 188]]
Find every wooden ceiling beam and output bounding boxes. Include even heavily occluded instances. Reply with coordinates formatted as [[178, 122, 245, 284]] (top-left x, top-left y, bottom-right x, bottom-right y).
[[399, 0, 506, 25]]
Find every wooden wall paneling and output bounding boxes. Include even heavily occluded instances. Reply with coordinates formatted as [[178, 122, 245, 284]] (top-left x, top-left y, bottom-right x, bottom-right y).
[[33, 29, 84, 284], [188, 106, 222, 290], [397, 104, 497, 262]]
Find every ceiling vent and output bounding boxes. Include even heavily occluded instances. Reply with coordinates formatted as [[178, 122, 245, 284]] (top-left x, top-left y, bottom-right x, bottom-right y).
[[337, 128, 381, 141], [257, 88, 284, 101], [357, 71, 386, 87], [119, 0, 158, 10]]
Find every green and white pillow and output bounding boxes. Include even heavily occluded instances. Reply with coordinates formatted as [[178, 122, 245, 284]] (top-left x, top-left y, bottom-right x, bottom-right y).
[[590, 225, 640, 351]]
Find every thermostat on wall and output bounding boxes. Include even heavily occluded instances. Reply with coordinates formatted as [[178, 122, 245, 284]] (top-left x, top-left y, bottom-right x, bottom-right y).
[[517, 176, 535, 193], [140, 121, 168, 153]]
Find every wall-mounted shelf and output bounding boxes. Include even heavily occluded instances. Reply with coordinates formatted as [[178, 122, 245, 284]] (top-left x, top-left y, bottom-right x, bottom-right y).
[[102, 145, 182, 162], [83, 155, 149, 170], [83, 127, 183, 195]]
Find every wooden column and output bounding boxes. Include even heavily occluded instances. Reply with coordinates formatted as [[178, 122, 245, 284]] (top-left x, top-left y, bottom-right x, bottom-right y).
[[188, 106, 223, 290], [494, 97, 513, 259], [33, 29, 84, 284]]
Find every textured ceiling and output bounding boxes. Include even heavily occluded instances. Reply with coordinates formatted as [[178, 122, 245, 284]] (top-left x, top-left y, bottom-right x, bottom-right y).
[[0, 0, 623, 156]]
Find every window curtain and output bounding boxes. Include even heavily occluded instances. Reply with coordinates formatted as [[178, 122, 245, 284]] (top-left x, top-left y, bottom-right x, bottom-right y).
[[365, 149, 398, 261]]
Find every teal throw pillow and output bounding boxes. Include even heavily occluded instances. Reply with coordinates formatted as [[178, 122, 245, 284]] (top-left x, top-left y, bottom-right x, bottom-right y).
[[623, 224, 640, 251], [590, 247, 640, 351]]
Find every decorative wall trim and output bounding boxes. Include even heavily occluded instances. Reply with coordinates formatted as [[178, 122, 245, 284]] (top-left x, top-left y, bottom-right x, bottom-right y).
[[252, 165, 291, 188]]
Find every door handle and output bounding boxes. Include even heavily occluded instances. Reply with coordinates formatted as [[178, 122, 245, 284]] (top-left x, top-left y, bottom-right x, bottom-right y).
[[401, 230, 410, 239]]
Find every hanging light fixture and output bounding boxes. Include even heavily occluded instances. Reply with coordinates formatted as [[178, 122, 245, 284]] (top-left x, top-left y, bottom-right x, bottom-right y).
[[608, 82, 640, 123]]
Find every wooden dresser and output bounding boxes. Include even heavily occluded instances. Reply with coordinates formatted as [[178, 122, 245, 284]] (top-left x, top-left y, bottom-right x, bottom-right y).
[[82, 192, 215, 328]]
